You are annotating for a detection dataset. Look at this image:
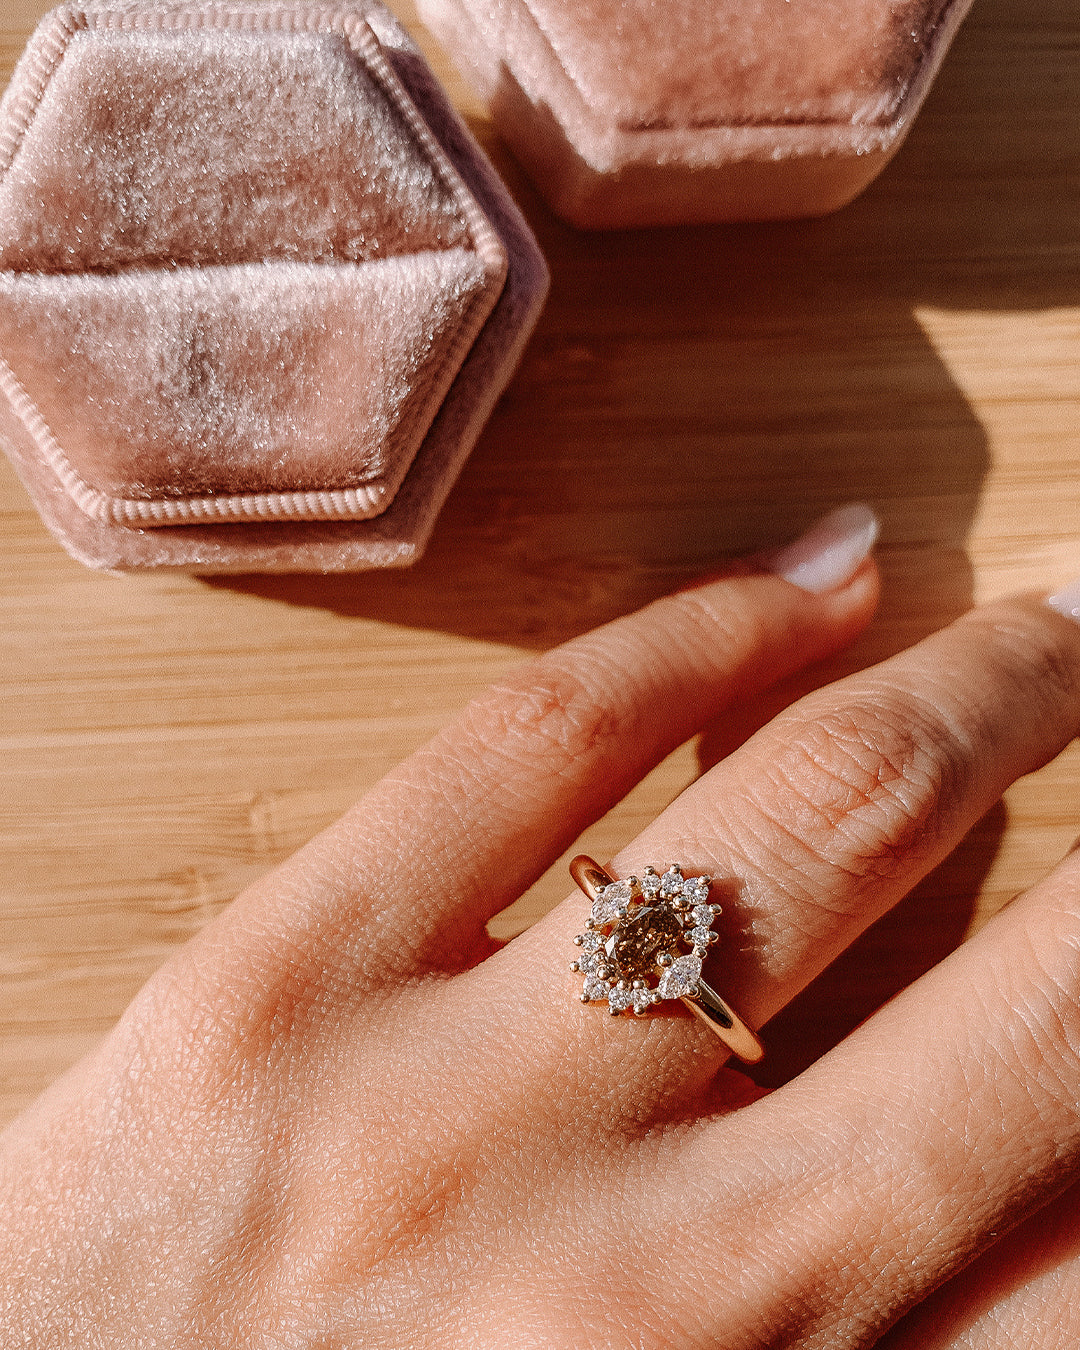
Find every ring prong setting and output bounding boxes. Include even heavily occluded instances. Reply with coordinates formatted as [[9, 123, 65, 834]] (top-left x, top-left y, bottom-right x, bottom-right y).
[[571, 862, 724, 1017]]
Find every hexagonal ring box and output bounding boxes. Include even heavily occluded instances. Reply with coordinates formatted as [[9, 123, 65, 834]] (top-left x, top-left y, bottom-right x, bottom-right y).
[[0, 0, 547, 571], [418, 0, 976, 228]]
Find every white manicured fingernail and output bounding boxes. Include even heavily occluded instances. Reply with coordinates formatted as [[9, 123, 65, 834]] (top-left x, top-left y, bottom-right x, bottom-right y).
[[1047, 580, 1080, 624], [768, 503, 880, 595]]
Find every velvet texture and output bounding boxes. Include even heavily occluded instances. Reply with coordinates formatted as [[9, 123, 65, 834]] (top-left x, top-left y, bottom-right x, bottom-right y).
[[0, 1, 548, 570], [417, 0, 975, 227]]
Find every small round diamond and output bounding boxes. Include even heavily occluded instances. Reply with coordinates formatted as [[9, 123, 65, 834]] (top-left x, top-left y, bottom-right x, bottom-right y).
[[608, 986, 634, 1014], [689, 926, 715, 948], [631, 988, 652, 1014], [641, 869, 662, 896], [660, 867, 683, 896], [691, 904, 716, 927], [582, 975, 611, 1001]]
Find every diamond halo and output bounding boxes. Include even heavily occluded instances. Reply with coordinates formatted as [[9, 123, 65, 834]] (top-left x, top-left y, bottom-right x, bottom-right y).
[[571, 864, 721, 1016]]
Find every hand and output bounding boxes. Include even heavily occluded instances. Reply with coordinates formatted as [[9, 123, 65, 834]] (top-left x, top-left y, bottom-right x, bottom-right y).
[[5, 505, 1080, 1349]]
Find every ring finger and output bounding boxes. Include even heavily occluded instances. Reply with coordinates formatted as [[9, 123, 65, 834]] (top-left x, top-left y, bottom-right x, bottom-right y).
[[474, 589, 1080, 1108]]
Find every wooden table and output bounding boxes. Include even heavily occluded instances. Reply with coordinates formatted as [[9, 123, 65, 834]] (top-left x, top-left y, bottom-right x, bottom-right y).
[[1, 0, 1078, 1120]]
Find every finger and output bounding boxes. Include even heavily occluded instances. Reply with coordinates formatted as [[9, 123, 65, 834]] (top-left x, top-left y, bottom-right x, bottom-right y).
[[481, 591, 1080, 1112], [620, 592, 1080, 1030], [668, 837, 1080, 1348], [877, 1130, 1080, 1348], [877, 892, 1080, 1350], [185, 505, 879, 995]]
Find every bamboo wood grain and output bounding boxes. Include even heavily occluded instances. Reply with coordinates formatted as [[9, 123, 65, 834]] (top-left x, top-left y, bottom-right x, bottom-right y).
[[1, 0, 1079, 1116]]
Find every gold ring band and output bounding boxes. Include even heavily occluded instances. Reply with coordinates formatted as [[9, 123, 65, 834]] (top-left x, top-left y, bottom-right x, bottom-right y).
[[569, 855, 764, 1065]]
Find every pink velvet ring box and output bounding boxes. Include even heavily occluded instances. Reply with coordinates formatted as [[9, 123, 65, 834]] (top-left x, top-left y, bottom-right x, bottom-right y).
[[417, 0, 975, 228], [0, 0, 547, 571]]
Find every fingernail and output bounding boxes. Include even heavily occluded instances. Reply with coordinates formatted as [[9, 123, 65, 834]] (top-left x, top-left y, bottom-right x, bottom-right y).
[[768, 503, 880, 594], [1047, 579, 1080, 624]]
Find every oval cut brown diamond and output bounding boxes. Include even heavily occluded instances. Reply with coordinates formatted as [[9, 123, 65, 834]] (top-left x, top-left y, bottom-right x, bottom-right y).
[[605, 906, 681, 978]]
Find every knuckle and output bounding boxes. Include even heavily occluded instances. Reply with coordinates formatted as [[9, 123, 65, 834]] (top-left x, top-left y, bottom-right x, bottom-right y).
[[475, 653, 625, 772], [961, 606, 1080, 725], [751, 689, 966, 884]]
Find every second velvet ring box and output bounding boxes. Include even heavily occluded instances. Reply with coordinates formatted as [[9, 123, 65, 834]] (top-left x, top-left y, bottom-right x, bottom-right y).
[[0, 0, 548, 572], [419, 0, 976, 228]]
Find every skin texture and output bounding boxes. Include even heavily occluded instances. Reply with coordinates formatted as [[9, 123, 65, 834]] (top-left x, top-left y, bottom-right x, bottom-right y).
[[5, 542, 1080, 1347]]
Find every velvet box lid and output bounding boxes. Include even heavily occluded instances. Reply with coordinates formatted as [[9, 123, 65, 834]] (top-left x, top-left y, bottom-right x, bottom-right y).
[[417, 0, 976, 228], [0, 0, 548, 571]]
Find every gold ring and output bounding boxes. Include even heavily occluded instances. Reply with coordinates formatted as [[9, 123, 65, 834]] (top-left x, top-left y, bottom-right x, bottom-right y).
[[569, 856, 764, 1065]]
